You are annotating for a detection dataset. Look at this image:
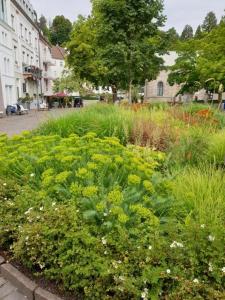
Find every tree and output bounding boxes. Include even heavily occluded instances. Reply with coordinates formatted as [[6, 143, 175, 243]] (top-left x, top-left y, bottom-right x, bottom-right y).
[[50, 15, 72, 46], [197, 22, 225, 106], [180, 25, 194, 40], [168, 40, 201, 97], [195, 25, 203, 39], [169, 22, 225, 106], [38, 15, 50, 39], [166, 27, 179, 48], [67, 0, 166, 102], [202, 11, 217, 33], [53, 70, 89, 96]]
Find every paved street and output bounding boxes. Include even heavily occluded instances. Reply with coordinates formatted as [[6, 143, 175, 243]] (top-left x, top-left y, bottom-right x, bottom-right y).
[[0, 101, 97, 136], [0, 275, 26, 300]]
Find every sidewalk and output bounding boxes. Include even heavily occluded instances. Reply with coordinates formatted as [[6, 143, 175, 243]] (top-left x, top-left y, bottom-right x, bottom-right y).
[[0, 108, 77, 137], [0, 275, 26, 299]]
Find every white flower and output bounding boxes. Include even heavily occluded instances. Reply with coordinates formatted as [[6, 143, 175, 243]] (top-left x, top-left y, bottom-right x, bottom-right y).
[[141, 288, 149, 300], [208, 235, 215, 242], [52, 202, 56, 207], [193, 278, 199, 284], [200, 224, 205, 229], [170, 241, 184, 248], [104, 251, 107, 255], [103, 212, 108, 217], [102, 237, 107, 245], [166, 269, 171, 274], [76, 209, 79, 213], [40, 207, 44, 211], [117, 260, 122, 264], [119, 276, 125, 281], [221, 267, 225, 273], [148, 245, 152, 250], [112, 261, 118, 269], [25, 236, 29, 241], [24, 207, 33, 215], [38, 262, 45, 270], [30, 173, 35, 177], [3, 183, 7, 186], [209, 263, 213, 272], [137, 246, 141, 249]]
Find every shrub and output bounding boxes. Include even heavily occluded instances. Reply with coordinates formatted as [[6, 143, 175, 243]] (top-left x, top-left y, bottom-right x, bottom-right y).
[[0, 133, 224, 299]]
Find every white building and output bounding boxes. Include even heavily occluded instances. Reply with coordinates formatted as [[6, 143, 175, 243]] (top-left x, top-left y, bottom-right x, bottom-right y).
[[0, 0, 16, 110], [0, 0, 66, 111], [50, 45, 65, 80]]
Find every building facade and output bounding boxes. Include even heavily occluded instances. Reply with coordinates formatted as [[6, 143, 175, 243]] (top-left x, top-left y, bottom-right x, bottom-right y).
[[0, 0, 65, 111], [0, 0, 15, 110], [145, 52, 181, 102]]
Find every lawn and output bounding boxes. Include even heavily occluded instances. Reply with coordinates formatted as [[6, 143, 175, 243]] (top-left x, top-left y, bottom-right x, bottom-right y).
[[0, 103, 225, 299]]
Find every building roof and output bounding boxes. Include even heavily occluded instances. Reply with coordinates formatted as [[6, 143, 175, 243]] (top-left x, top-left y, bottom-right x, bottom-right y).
[[51, 46, 65, 60]]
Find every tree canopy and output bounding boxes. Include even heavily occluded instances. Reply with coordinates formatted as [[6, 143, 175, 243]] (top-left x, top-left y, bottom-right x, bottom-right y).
[[180, 25, 194, 40], [50, 15, 73, 46], [202, 11, 217, 33], [168, 22, 225, 102], [38, 15, 50, 40], [67, 0, 166, 101]]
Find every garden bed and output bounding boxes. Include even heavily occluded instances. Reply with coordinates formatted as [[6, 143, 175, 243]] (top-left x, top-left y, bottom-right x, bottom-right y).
[[1, 104, 225, 299]]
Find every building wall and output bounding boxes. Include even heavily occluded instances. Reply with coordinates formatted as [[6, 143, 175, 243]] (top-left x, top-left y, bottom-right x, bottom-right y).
[[0, 0, 16, 109], [146, 70, 180, 102], [10, 0, 40, 101], [51, 58, 65, 80], [0, 0, 60, 110]]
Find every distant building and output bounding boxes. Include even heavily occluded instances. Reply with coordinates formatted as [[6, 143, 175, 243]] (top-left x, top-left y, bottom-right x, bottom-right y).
[[51, 45, 65, 80], [145, 52, 180, 102]]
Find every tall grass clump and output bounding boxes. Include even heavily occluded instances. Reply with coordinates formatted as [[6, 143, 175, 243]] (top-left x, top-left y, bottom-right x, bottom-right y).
[[172, 165, 225, 226], [206, 129, 225, 166], [38, 105, 134, 145], [168, 126, 210, 167]]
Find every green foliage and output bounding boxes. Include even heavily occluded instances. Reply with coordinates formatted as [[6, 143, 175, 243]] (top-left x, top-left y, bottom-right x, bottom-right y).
[[202, 11, 217, 33], [195, 25, 204, 39], [67, 0, 166, 98], [172, 166, 225, 225], [180, 25, 194, 41], [37, 105, 134, 144], [0, 133, 173, 299], [38, 15, 50, 40], [169, 21, 225, 98], [50, 15, 72, 46]]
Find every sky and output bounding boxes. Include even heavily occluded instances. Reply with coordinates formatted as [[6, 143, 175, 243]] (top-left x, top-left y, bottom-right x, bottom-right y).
[[32, 0, 225, 33]]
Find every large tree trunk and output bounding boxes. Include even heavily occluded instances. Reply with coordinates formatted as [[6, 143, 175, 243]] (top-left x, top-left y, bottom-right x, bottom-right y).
[[111, 85, 117, 103]]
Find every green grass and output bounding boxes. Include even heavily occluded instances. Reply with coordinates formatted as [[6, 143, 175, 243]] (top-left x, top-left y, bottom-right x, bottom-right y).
[[38, 104, 134, 145], [172, 165, 225, 226]]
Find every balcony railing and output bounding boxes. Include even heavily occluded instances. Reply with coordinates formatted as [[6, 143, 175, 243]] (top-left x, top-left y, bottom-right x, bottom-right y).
[[23, 66, 42, 80]]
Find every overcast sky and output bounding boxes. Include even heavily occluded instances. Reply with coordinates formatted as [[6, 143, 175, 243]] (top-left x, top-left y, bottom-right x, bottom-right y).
[[32, 0, 225, 33]]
